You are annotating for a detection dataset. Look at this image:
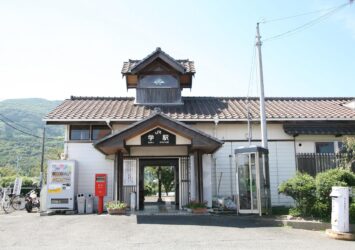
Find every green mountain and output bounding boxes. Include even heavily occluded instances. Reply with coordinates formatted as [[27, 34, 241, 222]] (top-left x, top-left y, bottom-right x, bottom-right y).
[[0, 98, 64, 177]]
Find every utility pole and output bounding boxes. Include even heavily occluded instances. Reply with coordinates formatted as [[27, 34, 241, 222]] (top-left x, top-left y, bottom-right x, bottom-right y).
[[16, 155, 21, 176], [39, 127, 45, 189], [256, 22, 268, 149]]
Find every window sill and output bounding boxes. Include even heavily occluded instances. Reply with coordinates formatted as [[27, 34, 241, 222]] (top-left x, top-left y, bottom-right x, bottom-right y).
[[66, 140, 93, 143]]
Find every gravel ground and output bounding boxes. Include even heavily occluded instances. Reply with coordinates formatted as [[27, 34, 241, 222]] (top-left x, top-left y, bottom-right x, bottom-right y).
[[0, 211, 354, 250]]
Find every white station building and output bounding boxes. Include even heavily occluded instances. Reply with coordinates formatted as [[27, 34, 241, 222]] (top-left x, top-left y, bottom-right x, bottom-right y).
[[44, 48, 355, 213]]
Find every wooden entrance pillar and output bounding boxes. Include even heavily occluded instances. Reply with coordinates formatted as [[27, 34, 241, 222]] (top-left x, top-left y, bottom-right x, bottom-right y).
[[116, 151, 124, 202], [194, 150, 203, 202]]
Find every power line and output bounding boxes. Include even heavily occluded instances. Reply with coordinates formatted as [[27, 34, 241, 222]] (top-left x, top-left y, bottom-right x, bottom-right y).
[[262, 2, 351, 42], [0, 113, 35, 133], [0, 114, 63, 140], [0, 116, 42, 139], [261, 5, 341, 24]]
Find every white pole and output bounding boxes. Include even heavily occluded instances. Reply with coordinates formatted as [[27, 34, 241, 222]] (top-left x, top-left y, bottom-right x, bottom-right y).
[[256, 23, 268, 149]]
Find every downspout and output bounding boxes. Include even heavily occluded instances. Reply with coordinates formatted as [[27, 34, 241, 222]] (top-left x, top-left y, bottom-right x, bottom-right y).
[[230, 143, 233, 197], [105, 119, 113, 132], [293, 134, 298, 172], [213, 116, 220, 197]]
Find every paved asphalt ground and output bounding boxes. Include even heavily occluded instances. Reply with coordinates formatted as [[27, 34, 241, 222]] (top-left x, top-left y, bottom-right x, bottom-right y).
[[0, 211, 354, 250]]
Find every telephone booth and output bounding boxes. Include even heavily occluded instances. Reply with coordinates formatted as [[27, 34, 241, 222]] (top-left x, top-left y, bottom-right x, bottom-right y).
[[235, 146, 271, 216]]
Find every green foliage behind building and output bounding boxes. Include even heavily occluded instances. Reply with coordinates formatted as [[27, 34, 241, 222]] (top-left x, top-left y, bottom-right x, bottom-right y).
[[0, 98, 64, 179]]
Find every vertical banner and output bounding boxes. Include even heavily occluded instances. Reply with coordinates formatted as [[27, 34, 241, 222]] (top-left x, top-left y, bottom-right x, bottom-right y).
[[123, 159, 137, 186], [13, 177, 22, 195]]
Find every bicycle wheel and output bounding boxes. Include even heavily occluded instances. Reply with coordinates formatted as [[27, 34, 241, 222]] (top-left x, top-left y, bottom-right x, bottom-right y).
[[2, 195, 12, 213], [25, 200, 33, 213], [11, 195, 26, 210]]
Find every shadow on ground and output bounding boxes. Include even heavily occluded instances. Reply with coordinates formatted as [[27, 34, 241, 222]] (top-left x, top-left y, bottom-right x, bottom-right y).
[[136, 214, 281, 228]]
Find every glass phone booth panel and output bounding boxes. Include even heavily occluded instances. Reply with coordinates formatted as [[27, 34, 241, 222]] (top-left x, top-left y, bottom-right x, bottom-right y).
[[235, 146, 271, 216]]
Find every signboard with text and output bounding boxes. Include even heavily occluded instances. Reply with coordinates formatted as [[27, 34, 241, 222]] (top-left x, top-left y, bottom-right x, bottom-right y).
[[141, 128, 176, 146], [123, 159, 137, 186]]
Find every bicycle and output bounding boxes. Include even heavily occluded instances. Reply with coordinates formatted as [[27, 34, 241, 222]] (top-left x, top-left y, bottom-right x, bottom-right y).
[[10, 193, 26, 210]]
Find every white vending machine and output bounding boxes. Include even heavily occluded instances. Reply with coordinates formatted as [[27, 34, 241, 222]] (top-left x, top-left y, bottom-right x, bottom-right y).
[[47, 160, 77, 210]]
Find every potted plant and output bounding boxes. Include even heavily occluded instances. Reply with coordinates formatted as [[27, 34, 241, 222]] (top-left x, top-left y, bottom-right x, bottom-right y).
[[106, 201, 128, 215], [186, 200, 208, 214]]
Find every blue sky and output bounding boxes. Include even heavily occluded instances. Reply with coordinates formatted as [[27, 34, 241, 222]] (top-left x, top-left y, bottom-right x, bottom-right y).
[[0, 0, 354, 100]]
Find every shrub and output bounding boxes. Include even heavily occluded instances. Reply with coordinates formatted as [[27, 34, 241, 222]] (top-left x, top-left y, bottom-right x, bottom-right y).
[[0, 175, 17, 187], [315, 168, 355, 218], [311, 200, 329, 219], [289, 207, 302, 217], [350, 203, 355, 224], [278, 172, 316, 216], [186, 200, 207, 209], [22, 176, 36, 187], [0, 175, 35, 188], [106, 201, 128, 210]]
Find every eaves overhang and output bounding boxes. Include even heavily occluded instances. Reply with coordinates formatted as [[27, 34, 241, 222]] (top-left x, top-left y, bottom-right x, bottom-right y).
[[93, 112, 223, 155], [44, 117, 355, 125]]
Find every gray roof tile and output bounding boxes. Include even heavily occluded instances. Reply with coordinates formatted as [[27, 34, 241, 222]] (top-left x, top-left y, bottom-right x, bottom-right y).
[[44, 96, 355, 121]]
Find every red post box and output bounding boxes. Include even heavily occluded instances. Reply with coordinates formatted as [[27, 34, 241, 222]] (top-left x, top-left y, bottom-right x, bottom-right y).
[[95, 174, 107, 214]]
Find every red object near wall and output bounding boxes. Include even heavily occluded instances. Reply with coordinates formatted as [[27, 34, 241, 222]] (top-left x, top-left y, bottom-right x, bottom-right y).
[[95, 174, 107, 214]]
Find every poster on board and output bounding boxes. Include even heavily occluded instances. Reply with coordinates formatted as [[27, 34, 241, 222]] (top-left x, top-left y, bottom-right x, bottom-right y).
[[123, 159, 136, 186]]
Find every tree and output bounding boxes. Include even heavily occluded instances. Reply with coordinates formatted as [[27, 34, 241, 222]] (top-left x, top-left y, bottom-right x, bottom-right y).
[[0, 166, 17, 178], [144, 166, 175, 196], [160, 167, 175, 196], [341, 136, 355, 171]]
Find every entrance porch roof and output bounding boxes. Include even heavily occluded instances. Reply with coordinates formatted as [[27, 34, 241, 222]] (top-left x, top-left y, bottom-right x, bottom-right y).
[[93, 112, 223, 155]]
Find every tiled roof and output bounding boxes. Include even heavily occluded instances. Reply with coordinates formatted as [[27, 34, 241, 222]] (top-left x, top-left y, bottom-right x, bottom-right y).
[[44, 96, 355, 122], [121, 48, 195, 74], [122, 60, 195, 74]]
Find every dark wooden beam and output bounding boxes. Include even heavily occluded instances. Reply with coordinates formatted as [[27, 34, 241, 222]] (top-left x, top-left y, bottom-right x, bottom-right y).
[[117, 151, 124, 202], [194, 150, 203, 202]]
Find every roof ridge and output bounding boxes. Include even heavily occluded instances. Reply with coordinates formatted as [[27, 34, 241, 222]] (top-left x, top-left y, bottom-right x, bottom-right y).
[[181, 96, 354, 100], [70, 96, 135, 101], [129, 47, 185, 73], [69, 96, 354, 101]]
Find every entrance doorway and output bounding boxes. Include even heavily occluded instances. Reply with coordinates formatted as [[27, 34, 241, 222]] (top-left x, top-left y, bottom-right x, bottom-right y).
[[138, 158, 179, 210]]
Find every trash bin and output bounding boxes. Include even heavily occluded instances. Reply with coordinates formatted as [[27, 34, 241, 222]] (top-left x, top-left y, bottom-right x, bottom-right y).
[[77, 194, 86, 214], [330, 186, 350, 233], [86, 194, 94, 214]]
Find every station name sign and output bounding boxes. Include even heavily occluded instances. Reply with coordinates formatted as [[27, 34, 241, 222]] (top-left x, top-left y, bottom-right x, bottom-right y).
[[141, 128, 176, 146]]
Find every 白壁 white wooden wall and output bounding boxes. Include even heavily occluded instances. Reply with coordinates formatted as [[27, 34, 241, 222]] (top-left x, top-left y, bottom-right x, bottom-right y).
[[67, 143, 114, 209]]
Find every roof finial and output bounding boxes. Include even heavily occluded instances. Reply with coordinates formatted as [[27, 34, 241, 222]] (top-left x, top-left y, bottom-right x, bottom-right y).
[[156, 47, 161, 52], [153, 107, 161, 114]]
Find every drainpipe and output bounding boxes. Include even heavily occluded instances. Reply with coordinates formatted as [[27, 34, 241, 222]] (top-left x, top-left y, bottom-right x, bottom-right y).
[[106, 119, 113, 132], [213, 115, 219, 138], [229, 143, 233, 197]]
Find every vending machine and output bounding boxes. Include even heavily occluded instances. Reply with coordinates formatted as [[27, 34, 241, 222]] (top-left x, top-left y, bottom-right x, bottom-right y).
[[47, 160, 77, 210]]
